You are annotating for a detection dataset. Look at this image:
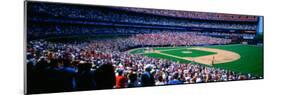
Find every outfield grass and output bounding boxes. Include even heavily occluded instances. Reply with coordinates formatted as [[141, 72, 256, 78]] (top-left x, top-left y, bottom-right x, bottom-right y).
[[206, 45, 263, 77], [129, 44, 263, 76]]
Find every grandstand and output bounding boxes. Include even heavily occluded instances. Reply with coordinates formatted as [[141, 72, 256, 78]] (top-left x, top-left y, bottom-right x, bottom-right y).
[[27, 2, 258, 39]]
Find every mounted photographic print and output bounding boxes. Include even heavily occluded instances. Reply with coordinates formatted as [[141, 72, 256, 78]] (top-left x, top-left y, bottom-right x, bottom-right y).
[[25, 1, 264, 94]]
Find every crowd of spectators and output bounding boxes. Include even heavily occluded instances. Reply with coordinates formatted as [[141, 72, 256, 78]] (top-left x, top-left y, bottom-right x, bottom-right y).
[[28, 2, 257, 30], [28, 24, 255, 40], [128, 32, 232, 46], [117, 7, 258, 22], [27, 32, 259, 93]]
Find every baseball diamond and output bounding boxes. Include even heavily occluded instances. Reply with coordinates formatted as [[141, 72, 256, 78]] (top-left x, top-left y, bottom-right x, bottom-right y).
[[129, 44, 263, 76]]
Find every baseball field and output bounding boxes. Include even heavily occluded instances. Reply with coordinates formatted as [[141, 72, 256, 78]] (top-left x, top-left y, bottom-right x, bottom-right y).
[[129, 44, 263, 77]]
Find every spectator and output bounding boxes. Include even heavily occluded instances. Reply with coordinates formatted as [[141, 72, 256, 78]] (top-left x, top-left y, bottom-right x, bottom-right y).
[[115, 70, 128, 88], [95, 64, 116, 89], [60, 59, 77, 91], [168, 73, 182, 85], [141, 65, 155, 86], [127, 72, 140, 88], [76, 62, 96, 90], [155, 75, 165, 85]]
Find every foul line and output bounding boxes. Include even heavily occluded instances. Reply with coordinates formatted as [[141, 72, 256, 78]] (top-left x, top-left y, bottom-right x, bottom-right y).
[[151, 51, 194, 63]]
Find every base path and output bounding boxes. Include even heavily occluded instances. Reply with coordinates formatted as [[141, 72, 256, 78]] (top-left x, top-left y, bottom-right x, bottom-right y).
[[184, 47, 240, 65]]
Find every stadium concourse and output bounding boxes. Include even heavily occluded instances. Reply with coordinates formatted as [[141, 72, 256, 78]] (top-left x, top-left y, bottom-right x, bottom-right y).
[[26, 2, 263, 94]]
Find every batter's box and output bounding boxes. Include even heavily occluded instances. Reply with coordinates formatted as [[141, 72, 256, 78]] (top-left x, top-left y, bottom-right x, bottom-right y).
[[160, 48, 217, 57]]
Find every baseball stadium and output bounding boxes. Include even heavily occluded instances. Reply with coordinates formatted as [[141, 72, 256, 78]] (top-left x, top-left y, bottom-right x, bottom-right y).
[[25, 1, 263, 94]]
